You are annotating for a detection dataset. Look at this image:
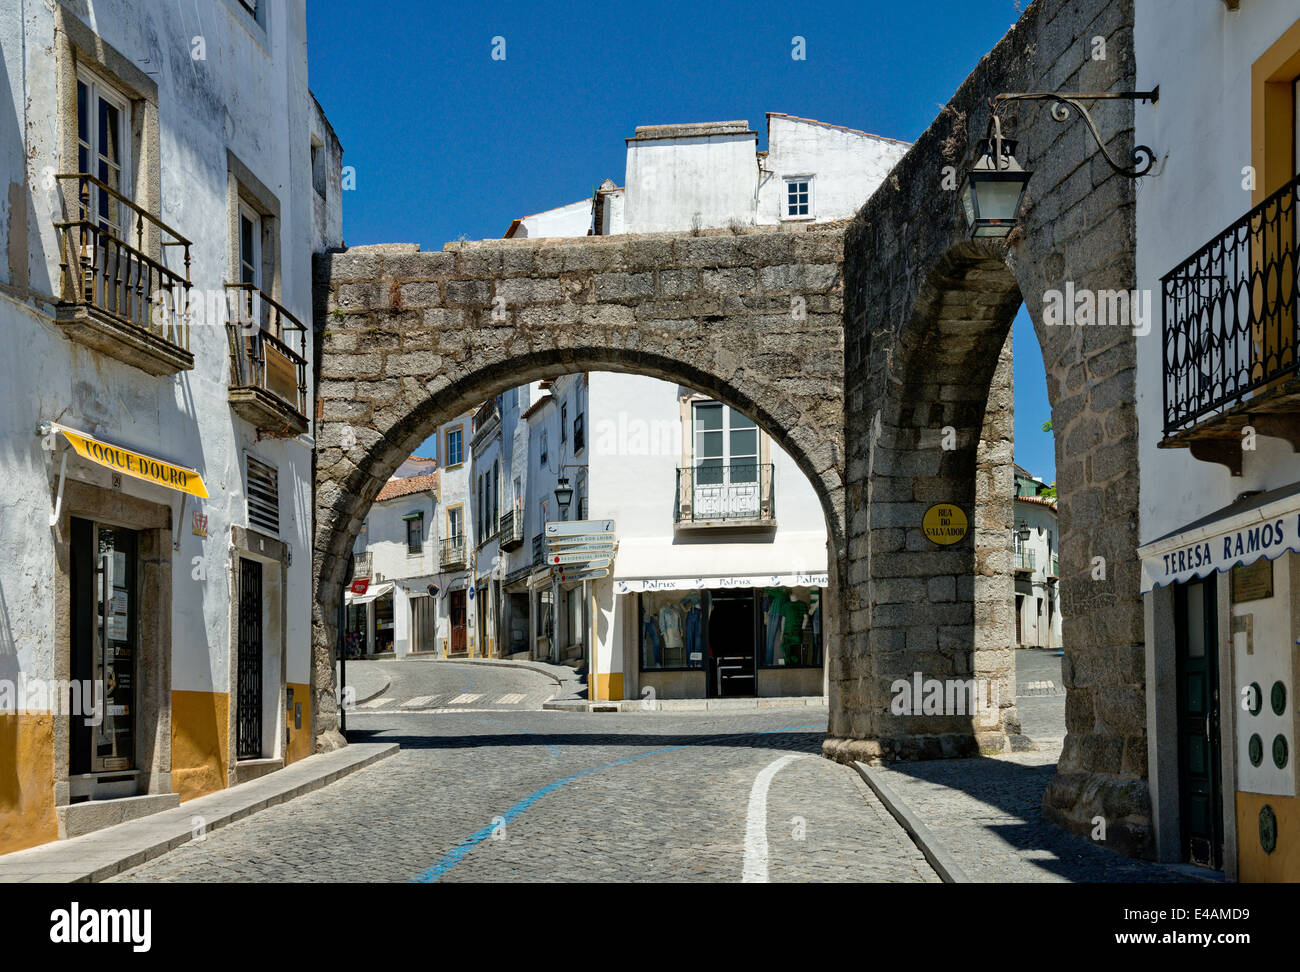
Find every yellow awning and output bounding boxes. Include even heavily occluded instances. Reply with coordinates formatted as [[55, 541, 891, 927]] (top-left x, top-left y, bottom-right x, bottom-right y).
[[54, 423, 209, 499]]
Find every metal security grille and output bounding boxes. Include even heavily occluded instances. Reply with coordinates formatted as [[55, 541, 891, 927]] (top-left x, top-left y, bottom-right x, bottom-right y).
[[236, 557, 263, 759], [246, 454, 279, 536]]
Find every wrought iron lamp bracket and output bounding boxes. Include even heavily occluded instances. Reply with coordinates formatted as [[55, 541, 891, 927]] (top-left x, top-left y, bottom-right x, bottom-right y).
[[988, 88, 1160, 178]]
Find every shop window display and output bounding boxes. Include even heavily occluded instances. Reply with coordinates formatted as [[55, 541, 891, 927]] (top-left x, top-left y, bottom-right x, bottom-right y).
[[760, 587, 821, 667], [640, 590, 707, 669]]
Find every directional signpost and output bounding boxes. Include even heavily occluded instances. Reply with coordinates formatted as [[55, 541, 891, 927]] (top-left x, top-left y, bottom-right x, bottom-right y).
[[545, 519, 616, 581]]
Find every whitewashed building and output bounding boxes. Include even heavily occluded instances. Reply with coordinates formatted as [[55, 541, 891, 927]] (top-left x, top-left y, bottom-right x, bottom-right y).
[[1012, 466, 1061, 651], [1133, 0, 1300, 881], [0, 0, 341, 853], [483, 113, 907, 699]]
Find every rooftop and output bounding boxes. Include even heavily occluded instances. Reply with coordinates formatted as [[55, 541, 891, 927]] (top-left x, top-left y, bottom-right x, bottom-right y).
[[375, 471, 440, 503]]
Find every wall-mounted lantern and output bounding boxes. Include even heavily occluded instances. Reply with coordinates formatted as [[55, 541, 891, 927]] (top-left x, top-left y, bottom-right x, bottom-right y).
[[962, 88, 1160, 239], [554, 476, 574, 512]]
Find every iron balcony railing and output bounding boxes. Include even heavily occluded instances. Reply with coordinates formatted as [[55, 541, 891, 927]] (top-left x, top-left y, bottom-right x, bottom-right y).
[[1049, 554, 1059, 577], [498, 508, 524, 549], [532, 533, 544, 566], [225, 283, 309, 417], [674, 462, 774, 523], [54, 172, 192, 348], [440, 535, 466, 567], [1015, 549, 1036, 571], [1162, 169, 1300, 435]]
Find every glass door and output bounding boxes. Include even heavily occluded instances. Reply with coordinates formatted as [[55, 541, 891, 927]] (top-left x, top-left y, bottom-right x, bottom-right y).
[[71, 518, 138, 774], [692, 402, 760, 519]]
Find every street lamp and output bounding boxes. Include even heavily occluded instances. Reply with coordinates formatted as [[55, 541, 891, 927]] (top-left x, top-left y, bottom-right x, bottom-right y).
[[554, 476, 574, 513], [963, 88, 1160, 239], [960, 126, 1032, 238]]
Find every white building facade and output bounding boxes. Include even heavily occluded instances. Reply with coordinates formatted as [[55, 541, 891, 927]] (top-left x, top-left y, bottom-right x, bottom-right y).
[[486, 112, 908, 700], [0, 0, 341, 853], [1134, 0, 1300, 881]]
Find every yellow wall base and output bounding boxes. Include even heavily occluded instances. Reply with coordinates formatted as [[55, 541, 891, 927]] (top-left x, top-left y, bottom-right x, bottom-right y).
[[171, 690, 229, 802], [285, 682, 311, 765], [590, 672, 624, 701], [0, 712, 59, 854], [1236, 791, 1300, 882]]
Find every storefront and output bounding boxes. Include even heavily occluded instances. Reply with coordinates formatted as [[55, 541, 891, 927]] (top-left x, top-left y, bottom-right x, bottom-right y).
[[1138, 483, 1300, 882], [343, 580, 394, 656], [622, 575, 826, 699]]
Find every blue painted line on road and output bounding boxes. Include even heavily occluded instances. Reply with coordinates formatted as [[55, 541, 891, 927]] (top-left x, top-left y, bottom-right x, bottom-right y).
[[411, 723, 822, 883]]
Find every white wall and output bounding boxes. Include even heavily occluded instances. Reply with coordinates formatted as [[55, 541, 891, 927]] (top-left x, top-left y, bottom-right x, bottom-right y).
[[624, 131, 759, 232], [0, 1, 337, 704], [1135, 0, 1300, 543], [509, 199, 591, 238], [758, 114, 910, 225]]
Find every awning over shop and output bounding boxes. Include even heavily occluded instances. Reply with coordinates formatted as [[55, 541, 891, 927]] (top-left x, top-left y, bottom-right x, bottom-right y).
[[1137, 482, 1300, 593], [611, 533, 829, 594], [51, 422, 209, 498], [345, 581, 394, 605]]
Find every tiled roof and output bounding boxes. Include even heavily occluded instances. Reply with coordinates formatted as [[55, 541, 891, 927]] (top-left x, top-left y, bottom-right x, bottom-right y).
[[375, 471, 439, 502], [1016, 493, 1058, 511]]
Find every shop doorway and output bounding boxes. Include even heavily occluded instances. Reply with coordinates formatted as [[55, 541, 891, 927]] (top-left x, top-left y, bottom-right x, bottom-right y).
[[708, 590, 756, 698], [70, 518, 137, 778], [449, 589, 467, 655], [236, 557, 263, 760], [1174, 576, 1224, 869]]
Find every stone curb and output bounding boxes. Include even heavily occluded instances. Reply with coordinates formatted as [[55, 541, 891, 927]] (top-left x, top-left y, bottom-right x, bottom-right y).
[[852, 761, 971, 884], [0, 743, 399, 883], [349, 673, 392, 706], [543, 696, 827, 713]]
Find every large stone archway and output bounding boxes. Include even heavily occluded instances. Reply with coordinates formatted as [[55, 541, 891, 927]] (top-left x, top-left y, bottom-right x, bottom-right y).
[[311, 0, 1150, 857], [310, 228, 853, 746], [828, 0, 1149, 855]]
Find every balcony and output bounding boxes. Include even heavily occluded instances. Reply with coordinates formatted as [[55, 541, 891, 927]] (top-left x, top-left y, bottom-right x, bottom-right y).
[[226, 283, 309, 436], [440, 535, 467, 569], [1015, 549, 1036, 573], [53, 173, 193, 375], [674, 462, 774, 527], [499, 509, 524, 550], [532, 533, 544, 567], [1160, 169, 1300, 474]]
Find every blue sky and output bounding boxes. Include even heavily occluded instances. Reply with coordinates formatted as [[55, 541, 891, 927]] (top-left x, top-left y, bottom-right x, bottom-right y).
[[306, 0, 1056, 481]]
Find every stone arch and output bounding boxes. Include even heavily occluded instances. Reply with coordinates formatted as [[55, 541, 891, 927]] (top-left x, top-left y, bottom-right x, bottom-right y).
[[311, 231, 850, 748], [826, 0, 1151, 856]]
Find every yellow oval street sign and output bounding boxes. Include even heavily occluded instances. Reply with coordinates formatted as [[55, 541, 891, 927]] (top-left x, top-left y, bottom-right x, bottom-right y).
[[922, 504, 968, 545]]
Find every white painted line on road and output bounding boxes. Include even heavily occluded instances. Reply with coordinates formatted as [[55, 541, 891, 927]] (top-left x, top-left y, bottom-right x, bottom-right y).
[[448, 693, 483, 705], [742, 753, 807, 883], [496, 693, 526, 705], [402, 695, 436, 708]]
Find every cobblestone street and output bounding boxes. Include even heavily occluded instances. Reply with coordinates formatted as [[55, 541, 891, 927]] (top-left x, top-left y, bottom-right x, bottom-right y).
[[112, 662, 939, 883]]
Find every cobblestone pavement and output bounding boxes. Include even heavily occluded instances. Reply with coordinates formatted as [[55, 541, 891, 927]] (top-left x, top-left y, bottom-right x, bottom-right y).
[[870, 742, 1189, 883], [111, 666, 938, 883], [1015, 647, 1066, 743]]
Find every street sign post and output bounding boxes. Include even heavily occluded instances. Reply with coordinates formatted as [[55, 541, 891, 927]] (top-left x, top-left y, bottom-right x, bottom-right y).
[[549, 553, 613, 567], [545, 519, 615, 538], [561, 566, 611, 582]]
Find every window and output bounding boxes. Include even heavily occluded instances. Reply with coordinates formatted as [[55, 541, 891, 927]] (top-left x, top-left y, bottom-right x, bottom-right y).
[[574, 413, 585, 452], [238, 202, 261, 288], [476, 475, 484, 540], [693, 401, 758, 484], [445, 426, 463, 466], [784, 177, 812, 218], [76, 69, 130, 237], [540, 430, 548, 465], [245, 454, 279, 536], [491, 460, 499, 533], [561, 403, 568, 443], [404, 512, 423, 554], [310, 139, 327, 198]]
